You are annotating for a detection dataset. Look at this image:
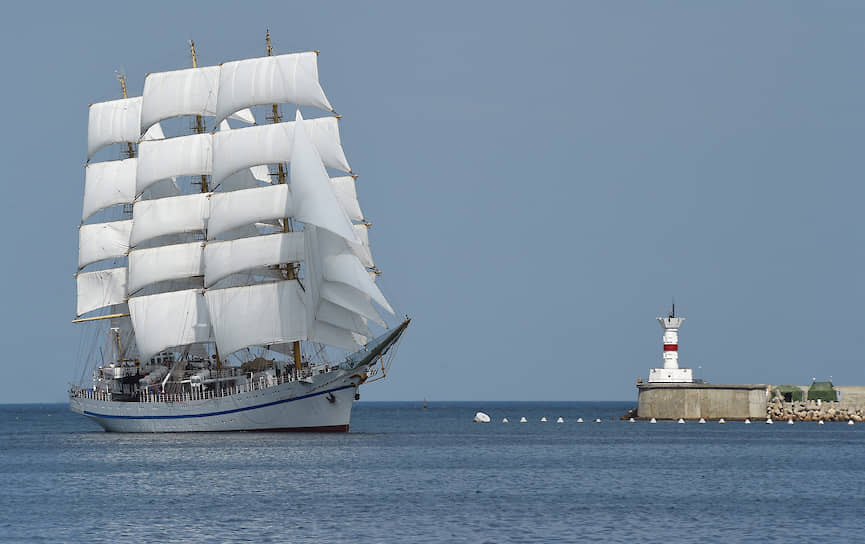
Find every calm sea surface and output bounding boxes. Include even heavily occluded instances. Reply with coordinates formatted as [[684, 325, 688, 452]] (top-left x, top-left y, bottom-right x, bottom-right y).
[[1, 401, 863, 543]]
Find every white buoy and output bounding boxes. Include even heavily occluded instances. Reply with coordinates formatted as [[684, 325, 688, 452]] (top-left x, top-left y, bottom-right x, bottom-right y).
[[576, 418, 584, 423], [766, 418, 773, 425], [540, 416, 547, 423], [718, 418, 726, 424], [629, 418, 635, 423], [650, 418, 657, 424], [473, 412, 490, 423], [594, 418, 601, 423], [744, 419, 751, 424], [849, 420, 855, 426], [556, 417, 564, 423], [787, 419, 794, 425], [818, 420, 825, 425], [502, 417, 509, 423], [698, 418, 706, 424], [519, 417, 527, 423], [677, 418, 685, 424]]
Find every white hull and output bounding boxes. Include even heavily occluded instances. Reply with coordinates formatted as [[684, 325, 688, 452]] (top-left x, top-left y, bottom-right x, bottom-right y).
[[70, 367, 365, 433]]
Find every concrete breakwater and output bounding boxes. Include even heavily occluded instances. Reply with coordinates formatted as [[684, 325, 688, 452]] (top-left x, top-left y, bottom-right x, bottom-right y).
[[768, 398, 865, 422], [636, 382, 865, 421], [636, 382, 768, 421]]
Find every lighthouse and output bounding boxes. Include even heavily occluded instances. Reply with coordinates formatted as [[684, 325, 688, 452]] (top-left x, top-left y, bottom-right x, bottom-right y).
[[648, 304, 694, 383]]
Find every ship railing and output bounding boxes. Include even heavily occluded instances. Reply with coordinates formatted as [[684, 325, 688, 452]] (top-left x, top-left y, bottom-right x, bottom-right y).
[[70, 387, 113, 402], [73, 365, 339, 404]]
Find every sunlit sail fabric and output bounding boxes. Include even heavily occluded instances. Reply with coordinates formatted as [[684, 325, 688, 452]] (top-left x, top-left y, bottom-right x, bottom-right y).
[[136, 133, 212, 194], [330, 176, 363, 222], [131, 193, 210, 246], [210, 117, 350, 186], [204, 280, 307, 356], [87, 97, 142, 158], [76, 267, 128, 316], [127, 242, 204, 293], [140, 66, 220, 132], [129, 289, 214, 362], [141, 66, 256, 131], [203, 232, 304, 287], [207, 184, 292, 240], [78, 220, 132, 269], [82, 159, 137, 221], [290, 110, 356, 243], [215, 52, 332, 124]]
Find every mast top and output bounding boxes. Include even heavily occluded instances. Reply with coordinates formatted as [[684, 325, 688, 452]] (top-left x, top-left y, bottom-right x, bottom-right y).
[[189, 40, 198, 68], [115, 72, 128, 99], [266, 29, 273, 56]]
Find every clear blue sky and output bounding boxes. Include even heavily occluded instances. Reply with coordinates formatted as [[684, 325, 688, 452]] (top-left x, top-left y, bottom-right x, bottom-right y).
[[1, 1, 863, 403]]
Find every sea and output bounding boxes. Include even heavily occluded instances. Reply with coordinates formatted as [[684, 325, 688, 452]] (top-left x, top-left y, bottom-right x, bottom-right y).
[[1, 401, 863, 543]]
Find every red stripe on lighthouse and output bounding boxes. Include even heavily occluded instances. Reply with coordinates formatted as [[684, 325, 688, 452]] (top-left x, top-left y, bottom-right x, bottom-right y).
[[663, 344, 678, 351]]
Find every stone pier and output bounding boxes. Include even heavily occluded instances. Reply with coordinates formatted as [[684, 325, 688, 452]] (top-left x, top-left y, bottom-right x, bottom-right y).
[[636, 381, 769, 421]]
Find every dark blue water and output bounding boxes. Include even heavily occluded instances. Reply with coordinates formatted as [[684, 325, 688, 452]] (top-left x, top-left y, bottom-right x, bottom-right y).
[[1, 402, 864, 543]]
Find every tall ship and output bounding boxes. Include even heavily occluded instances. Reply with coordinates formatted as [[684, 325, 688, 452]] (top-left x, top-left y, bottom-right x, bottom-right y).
[[70, 34, 409, 432]]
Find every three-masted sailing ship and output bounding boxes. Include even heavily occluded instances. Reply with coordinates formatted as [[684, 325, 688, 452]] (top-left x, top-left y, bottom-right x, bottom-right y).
[[70, 35, 409, 432]]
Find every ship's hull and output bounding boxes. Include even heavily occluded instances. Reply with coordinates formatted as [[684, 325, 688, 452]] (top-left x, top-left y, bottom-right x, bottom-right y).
[[70, 367, 364, 433]]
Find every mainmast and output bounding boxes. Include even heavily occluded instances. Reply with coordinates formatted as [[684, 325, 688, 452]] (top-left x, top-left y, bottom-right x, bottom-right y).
[[266, 29, 303, 374], [189, 41, 209, 193]]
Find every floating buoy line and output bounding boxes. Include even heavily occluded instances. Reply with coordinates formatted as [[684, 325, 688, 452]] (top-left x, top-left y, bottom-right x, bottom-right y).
[[471, 413, 861, 425]]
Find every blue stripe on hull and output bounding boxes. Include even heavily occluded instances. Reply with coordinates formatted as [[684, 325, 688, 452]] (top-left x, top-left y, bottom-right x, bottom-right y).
[[83, 384, 354, 420]]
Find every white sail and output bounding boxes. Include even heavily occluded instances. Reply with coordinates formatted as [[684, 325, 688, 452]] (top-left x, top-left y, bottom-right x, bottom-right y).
[[207, 184, 291, 240], [140, 66, 220, 132], [82, 159, 137, 221], [291, 111, 356, 242], [78, 220, 132, 269], [210, 117, 350, 186], [320, 282, 385, 327], [323, 253, 392, 313], [127, 242, 204, 293], [308, 320, 364, 351], [330, 176, 363, 221], [316, 299, 371, 336], [303, 117, 352, 174], [303, 225, 383, 328], [142, 178, 182, 200], [87, 97, 142, 158], [131, 193, 210, 246], [128, 289, 213, 362], [230, 109, 256, 124], [141, 121, 166, 141], [215, 52, 332, 124], [76, 267, 128, 317], [136, 133, 212, 194], [219, 165, 271, 191], [204, 280, 307, 356], [203, 232, 304, 287], [140, 66, 257, 131], [349, 223, 374, 268]]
